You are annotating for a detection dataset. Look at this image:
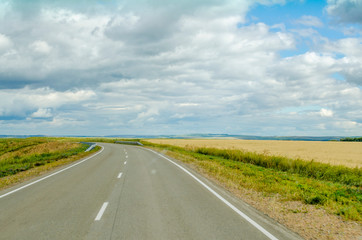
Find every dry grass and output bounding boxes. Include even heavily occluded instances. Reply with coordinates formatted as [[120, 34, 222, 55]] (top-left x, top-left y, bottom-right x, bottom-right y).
[[147, 139, 362, 168]]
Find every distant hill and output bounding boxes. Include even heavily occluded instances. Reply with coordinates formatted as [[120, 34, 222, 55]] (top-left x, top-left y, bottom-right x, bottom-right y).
[[105, 134, 345, 141], [0, 135, 46, 138], [1, 134, 357, 142]]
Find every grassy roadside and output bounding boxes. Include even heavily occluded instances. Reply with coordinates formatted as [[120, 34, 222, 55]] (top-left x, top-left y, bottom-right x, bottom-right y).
[[193, 147, 361, 187], [0, 138, 101, 190], [141, 141, 361, 239]]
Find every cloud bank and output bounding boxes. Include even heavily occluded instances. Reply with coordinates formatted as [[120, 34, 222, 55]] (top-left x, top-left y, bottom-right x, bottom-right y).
[[0, 0, 361, 136], [326, 0, 362, 24]]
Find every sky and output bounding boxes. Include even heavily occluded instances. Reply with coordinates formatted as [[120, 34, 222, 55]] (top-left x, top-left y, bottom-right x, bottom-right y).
[[0, 0, 361, 136]]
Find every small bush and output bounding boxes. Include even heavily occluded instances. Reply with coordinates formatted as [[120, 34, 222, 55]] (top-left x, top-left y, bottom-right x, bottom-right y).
[[303, 194, 326, 205]]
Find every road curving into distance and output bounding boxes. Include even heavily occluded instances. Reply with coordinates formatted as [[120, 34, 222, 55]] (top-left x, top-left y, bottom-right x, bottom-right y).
[[0, 143, 302, 240]]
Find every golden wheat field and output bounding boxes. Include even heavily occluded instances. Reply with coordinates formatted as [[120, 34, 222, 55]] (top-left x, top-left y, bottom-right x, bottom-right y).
[[147, 139, 362, 168]]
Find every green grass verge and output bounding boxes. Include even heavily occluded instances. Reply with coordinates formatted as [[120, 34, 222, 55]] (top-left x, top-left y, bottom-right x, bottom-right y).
[[141, 141, 361, 222], [0, 138, 96, 178], [0, 145, 88, 177], [193, 147, 361, 187]]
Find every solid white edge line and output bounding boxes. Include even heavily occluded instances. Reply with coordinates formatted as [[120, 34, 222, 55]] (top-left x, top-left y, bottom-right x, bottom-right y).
[[117, 172, 123, 178], [95, 202, 109, 221], [0, 146, 105, 199], [145, 148, 279, 240]]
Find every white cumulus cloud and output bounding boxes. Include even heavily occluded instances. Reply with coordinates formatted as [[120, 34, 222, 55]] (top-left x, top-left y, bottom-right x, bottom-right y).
[[30, 40, 52, 55], [320, 108, 334, 117], [31, 108, 53, 118], [0, 33, 12, 53], [0, 87, 96, 119]]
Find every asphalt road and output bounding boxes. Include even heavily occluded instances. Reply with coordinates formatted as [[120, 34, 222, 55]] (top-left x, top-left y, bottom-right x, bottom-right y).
[[0, 143, 302, 240]]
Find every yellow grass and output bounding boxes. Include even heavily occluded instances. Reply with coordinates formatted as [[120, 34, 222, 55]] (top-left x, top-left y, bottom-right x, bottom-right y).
[[147, 139, 362, 168]]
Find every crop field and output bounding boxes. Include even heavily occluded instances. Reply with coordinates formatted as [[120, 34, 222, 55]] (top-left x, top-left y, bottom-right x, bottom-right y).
[[147, 139, 362, 168]]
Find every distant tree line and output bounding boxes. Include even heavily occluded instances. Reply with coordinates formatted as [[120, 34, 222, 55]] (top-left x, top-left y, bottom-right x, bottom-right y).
[[340, 137, 362, 142]]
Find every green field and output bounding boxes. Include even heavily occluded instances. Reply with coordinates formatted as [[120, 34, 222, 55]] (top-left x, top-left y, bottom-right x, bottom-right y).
[[0, 137, 103, 189], [0, 138, 86, 178]]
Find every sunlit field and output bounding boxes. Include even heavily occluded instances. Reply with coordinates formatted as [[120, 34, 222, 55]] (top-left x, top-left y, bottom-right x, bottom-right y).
[[147, 139, 362, 168]]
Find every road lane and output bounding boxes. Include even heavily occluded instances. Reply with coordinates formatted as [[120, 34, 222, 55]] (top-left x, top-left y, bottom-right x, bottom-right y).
[[0, 143, 126, 239], [0, 143, 302, 240]]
